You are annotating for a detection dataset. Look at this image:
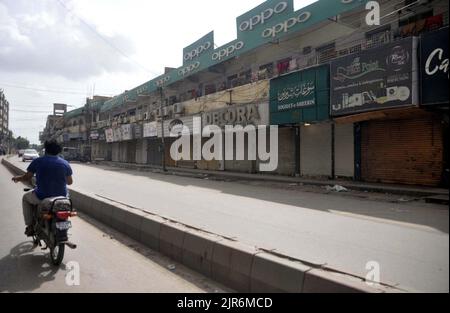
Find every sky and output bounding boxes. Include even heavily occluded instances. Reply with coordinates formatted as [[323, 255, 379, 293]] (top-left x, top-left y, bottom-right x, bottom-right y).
[[0, 0, 316, 144]]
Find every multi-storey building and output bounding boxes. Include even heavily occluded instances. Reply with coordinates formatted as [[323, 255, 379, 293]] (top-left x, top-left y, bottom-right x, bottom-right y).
[[0, 89, 11, 154], [51, 0, 450, 186]]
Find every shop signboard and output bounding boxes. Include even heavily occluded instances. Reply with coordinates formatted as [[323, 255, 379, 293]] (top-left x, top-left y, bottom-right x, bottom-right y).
[[105, 129, 114, 143], [121, 124, 133, 141], [331, 37, 418, 116], [143, 122, 158, 138], [420, 26, 449, 106], [270, 64, 329, 124]]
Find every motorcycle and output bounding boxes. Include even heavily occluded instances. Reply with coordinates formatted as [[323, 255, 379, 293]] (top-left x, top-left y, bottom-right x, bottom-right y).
[[24, 188, 78, 266]]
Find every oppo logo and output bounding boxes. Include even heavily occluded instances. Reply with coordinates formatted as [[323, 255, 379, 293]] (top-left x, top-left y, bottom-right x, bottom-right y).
[[178, 62, 200, 76], [155, 76, 170, 87], [212, 41, 244, 61], [262, 11, 311, 38], [239, 1, 288, 32], [184, 42, 212, 61]]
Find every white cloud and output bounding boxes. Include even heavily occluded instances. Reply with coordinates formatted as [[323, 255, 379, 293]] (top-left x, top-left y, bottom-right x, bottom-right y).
[[0, 0, 135, 80]]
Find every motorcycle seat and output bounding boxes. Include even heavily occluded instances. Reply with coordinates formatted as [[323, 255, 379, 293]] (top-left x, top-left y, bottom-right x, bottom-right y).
[[38, 197, 72, 212]]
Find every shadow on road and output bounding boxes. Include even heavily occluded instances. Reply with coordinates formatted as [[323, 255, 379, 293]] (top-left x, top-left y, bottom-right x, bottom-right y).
[[0, 242, 62, 293]]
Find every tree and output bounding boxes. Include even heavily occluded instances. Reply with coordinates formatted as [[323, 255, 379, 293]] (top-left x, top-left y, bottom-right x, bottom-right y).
[[14, 136, 30, 150]]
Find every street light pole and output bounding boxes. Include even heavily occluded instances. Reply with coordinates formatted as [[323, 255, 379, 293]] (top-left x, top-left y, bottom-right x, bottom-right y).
[[159, 87, 167, 172]]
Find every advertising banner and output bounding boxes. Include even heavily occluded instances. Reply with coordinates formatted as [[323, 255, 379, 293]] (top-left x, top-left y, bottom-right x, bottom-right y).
[[331, 37, 418, 117], [420, 26, 449, 105]]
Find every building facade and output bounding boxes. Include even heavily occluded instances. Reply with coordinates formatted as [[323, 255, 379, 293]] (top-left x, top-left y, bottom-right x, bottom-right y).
[[42, 0, 449, 187], [0, 89, 11, 154]]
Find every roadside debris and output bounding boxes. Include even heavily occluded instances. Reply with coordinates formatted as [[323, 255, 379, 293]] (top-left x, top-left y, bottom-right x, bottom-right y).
[[167, 264, 176, 271], [326, 185, 349, 193]]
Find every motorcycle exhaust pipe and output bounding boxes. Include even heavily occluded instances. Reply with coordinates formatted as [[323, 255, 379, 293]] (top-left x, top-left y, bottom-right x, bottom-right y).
[[65, 242, 77, 249]]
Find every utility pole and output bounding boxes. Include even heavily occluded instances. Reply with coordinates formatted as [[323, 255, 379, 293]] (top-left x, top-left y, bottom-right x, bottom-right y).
[[159, 87, 167, 172]]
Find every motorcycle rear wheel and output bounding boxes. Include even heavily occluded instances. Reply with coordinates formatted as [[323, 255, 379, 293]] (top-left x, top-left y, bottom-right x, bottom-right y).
[[50, 243, 65, 266]]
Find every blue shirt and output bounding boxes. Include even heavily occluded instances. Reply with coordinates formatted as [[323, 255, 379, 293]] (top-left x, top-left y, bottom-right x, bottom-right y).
[[27, 156, 73, 200]]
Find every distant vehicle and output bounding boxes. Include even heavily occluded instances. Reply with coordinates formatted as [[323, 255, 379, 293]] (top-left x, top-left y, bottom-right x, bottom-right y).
[[18, 149, 26, 157], [22, 149, 39, 162]]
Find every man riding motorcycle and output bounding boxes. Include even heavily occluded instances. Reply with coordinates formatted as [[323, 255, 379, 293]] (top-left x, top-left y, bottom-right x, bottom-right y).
[[12, 140, 73, 236]]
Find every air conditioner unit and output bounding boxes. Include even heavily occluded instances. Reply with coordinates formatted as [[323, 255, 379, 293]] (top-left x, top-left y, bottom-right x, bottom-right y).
[[173, 103, 184, 115]]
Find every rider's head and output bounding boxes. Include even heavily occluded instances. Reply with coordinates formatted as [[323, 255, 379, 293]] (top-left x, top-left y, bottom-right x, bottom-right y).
[[44, 140, 62, 156]]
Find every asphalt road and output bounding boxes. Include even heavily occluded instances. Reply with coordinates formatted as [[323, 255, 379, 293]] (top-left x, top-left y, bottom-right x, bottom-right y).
[[4, 157, 449, 292], [0, 162, 228, 293]]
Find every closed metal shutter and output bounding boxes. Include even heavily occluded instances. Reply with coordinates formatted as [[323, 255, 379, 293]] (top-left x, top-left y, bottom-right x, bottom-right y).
[[301, 123, 332, 177], [126, 140, 136, 164], [147, 138, 162, 166], [335, 123, 355, 178], [273, 127, 296, 176], [112, 143, 120, 162], [361, 116, 443, 186]]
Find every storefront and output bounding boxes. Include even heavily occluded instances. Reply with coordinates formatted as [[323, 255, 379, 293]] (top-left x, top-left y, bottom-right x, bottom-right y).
[[200, 103, 269, 173], [143, 121, 162, 167], [331, 37, 444, 186], [90, 129, 108, 161], [270, 64, 332, 177]]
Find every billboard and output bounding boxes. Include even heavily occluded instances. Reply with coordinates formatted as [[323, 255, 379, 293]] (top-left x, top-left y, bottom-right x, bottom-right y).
[[330, 37, 418, 117], [420, 27, 449, 106], [102, 0, 369, 112]]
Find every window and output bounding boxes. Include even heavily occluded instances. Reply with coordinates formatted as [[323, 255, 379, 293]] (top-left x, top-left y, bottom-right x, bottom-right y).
[[227, 74, 238, 88], [239, 69, 252, 85], [276, 58, 291, 76], [365, 25, 391, 49], [316, 42, 336, 64], [259, 63, 274, 79], [205, 84, 217, 96], [399, 10, 433, 27]]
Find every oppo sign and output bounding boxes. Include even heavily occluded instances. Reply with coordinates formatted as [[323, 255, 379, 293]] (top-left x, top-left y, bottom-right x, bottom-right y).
[[212, 41, 245, 61], [239, 1, 288, 32], [179, 62, 201, 76], [262, 11, 311, 38], [184, 42, 212, 61], [155, 76, 170, 87]]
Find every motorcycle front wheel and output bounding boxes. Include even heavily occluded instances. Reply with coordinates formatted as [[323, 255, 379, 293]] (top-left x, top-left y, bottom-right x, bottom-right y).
[[50, 243, 65, 266]]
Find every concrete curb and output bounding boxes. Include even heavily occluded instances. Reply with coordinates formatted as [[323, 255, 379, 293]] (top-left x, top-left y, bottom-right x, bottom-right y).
[[1, 157, 399, 293]]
